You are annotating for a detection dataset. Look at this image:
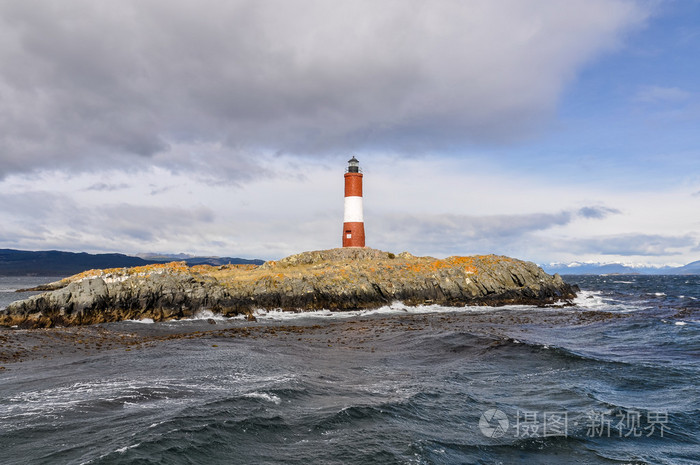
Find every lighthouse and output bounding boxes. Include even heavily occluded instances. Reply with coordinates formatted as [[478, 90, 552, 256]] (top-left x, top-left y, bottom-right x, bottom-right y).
[[342, 156, 365, 247]]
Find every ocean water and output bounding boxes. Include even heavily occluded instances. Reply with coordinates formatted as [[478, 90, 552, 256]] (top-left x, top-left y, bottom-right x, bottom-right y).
[[0, 276, 63, 310], [0, 275, 699, 464]]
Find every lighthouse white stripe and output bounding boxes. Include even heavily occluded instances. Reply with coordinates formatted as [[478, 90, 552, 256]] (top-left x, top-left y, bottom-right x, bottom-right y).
[[344, 196, 363, 222]]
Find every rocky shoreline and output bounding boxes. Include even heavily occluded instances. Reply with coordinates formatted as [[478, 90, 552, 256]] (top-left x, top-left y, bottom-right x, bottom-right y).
[[0, 248, 578, 329]]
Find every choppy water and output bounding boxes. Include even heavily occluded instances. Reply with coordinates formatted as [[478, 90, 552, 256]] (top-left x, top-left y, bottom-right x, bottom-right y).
[[1, 275, 699, 464]]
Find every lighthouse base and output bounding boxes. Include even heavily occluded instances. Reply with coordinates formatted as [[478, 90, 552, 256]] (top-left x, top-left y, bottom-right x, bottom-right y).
[[342, 222, 365, 248]]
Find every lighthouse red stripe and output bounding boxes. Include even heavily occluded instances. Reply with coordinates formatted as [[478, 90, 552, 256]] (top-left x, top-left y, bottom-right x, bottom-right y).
[[342, 222, 365, 248], [344, 173, 363, 197]]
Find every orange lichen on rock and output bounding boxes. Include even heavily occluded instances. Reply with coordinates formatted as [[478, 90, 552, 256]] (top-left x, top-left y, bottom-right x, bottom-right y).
[[395, 257, 476, 275], [443, 256, 488, 274]]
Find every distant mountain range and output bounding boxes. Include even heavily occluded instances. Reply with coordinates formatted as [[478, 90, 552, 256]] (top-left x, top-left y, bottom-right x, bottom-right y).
[[0, 249, 265, 277], [540, 260, 700, 275]]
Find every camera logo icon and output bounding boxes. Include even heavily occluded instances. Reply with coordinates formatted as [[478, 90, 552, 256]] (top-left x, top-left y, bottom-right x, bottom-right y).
[[479, 409, 509, 438]]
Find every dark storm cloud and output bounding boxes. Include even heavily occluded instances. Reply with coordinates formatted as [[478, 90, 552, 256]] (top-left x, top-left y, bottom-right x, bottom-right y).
[[0, 0, 647, 178]]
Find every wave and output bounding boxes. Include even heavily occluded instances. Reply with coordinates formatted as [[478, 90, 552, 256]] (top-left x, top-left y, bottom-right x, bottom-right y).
[[71, 412, 292, 465], [112, 293, 628, 327], [242, 392, 282, 404], [461, 331, 699, 376], [573, 290, 608, 308], [479, 336, 616, 366], [0, 370, 297, 423], [116, 301, 528, 327], [1, 379, 199, 420], [124, 318, 155, 324], [573, 289, 647, 313], [250, 301, 540, 322], [191, 308, 230, 321]]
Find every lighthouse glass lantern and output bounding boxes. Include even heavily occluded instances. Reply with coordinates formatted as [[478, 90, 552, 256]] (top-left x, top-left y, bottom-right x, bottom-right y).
[[342, 157, 365, 247], [347, 156, 360, 173]]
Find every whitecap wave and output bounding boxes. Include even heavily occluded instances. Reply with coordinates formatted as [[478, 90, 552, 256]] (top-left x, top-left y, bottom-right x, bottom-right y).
[[243, 392, 281, 404], [250, 301, 529, 322], [573, 289, 645, 313], [191, 309, 229, 321], [572, 290, 607, 310], [115, 443, 141, 454], [124, 318, 154, 324]]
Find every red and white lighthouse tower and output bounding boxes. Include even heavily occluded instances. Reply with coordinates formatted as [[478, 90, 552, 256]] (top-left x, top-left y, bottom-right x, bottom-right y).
[[342, 156, 365, 247]]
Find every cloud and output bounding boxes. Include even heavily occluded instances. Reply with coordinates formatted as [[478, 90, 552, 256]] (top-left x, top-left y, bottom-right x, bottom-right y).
[[634, 85, 692, 104], [372, 204, 622, 253], [366, 204, 697, 261], [569, 234, 696, 256], [577, 206, 622, 219], [85, 182, 130, 192], [0, 0, 648, 178], [370, 210, 576, 256], [97, 205, 216, 242], [0, 191, 62, 218], [0, 188, 219, 252]]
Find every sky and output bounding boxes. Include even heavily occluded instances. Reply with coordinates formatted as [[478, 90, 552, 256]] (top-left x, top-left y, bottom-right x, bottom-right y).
[[0, 0, 699, 265]]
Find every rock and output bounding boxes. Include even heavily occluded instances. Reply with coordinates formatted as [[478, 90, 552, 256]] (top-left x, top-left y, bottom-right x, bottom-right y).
[[0, 249, 578, 328]]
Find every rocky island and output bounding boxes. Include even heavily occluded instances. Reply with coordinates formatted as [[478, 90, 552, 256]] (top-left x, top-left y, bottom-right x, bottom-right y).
[[0, 248, 577, 329]]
